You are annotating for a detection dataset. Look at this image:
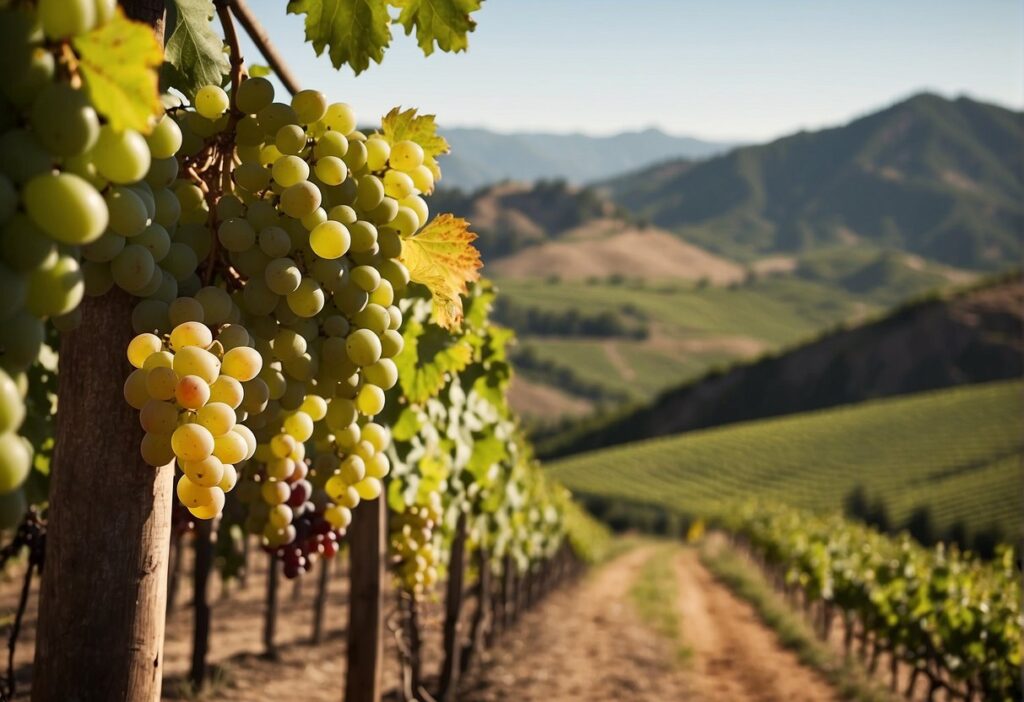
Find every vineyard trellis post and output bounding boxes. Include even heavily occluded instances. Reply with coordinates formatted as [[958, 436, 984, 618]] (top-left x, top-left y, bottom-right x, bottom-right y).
[[346, 496, 386, 702], [437, 512, 467, 700], [189, 519, 215, 688]]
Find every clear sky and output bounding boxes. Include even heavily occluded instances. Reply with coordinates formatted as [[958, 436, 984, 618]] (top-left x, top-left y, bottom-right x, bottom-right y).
[[241, 0, 1023, 142]]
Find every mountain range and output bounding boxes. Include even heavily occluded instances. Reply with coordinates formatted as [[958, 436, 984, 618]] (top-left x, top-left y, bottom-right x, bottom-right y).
[[436, 127, 736, 191]]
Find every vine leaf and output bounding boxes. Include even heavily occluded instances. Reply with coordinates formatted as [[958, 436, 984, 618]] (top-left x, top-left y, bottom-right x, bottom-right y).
[[380, 107, 449, 184], [72, 9, 163, 133], [287, 0, 391, 75], [394, 0, 482, 56], [162, 0, 229, 99], [393, 315, 474, 404], [400, 215, 482, 330]]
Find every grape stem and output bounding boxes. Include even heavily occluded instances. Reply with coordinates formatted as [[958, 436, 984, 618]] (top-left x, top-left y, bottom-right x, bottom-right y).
[[228, 0, 302, 95]]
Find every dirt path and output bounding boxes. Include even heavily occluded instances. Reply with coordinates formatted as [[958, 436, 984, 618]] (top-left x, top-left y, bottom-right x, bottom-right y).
[[462, 545, 690, 701], [601, 341, 636, 381], [675, 548, 840, 702]]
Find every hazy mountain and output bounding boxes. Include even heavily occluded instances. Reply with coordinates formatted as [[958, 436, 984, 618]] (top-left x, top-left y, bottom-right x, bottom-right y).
[[436, 127, 736, 190], [603, 93, 1024, 270]]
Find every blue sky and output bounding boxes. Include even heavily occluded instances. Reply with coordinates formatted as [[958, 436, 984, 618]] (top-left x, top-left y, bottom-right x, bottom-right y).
[[241, 0, 1023, 141]]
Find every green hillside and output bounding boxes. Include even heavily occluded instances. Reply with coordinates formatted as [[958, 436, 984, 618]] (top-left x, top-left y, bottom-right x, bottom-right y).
[[606, 93, 1024, 269], [549, 381, 1023, 546]]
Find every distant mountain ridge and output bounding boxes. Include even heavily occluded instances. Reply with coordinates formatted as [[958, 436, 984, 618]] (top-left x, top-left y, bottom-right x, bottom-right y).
[[436, 126, 736, 190], [603, 93, 1024, 270]]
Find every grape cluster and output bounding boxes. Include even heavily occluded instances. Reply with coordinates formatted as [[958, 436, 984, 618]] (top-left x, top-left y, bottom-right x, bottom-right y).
[[120, 75, 438, 542], [123, 321, 260, 518], [0, 0, 171, 497], [389, 493, 443, 594], [271, 509, 342, 579]]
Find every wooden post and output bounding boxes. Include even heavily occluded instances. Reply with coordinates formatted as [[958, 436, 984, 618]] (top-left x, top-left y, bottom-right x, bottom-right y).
[[437, 513, 467, 701], [345, 498, 385, 702], [263, 553, 279, 659], [502, 554, 515, 629], [311, 555, 330, 644], [460, 546, 490, 675], [166, 530, 183, 614], [189, 520, 214, 688], [32, 294, 175, 702]]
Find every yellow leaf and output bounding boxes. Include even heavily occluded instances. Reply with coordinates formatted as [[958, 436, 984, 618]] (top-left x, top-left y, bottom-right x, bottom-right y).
[[400, 214, 482, 330], [73, 8, 164, 134], [380, 107, 449, 186]]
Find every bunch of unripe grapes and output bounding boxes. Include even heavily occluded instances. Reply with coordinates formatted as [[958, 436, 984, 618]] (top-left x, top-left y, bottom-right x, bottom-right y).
[[0, 0, 178, 496], [124, 321, 261, 519], [390, 492, 443, 595]]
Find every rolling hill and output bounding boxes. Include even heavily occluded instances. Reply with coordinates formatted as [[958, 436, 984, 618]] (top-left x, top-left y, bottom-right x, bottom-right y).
[[539, 275, 1023, 457], [603, 93, 1024, 269], [549, 380, 1023, 549], [436, 127, 735, 190]]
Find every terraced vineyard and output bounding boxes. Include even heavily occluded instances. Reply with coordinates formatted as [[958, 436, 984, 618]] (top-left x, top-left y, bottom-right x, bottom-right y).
[[549, 380, 1023, 540]]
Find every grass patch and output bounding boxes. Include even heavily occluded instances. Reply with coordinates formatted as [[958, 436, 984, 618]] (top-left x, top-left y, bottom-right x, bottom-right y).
[[629, 543, 691, 664], [700, 538, 897, 702]]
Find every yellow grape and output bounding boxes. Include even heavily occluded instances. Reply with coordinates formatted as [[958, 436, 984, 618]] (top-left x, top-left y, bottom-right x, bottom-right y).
[[145, 366, 177, 401], [170, 321, 212, 350], [196, 402, 235, 436], [217, 464, 238, 492], [172, 346, 220, 383], [283, 411, 313, 441], [175, 375, 210, 410], [365, 137, 390, 171], [261, 480, 289, 505], [188, 488, 225, 520], [355, 384, 385, 416], [354, 477, 382, 500], [213, 431, 248, 464], [171, 423, 214, 462], [270, 433, 296, 458], [127, 333, 162, 369], [183, 455, 225, 487], [339, 455, 365, 484], [209, 375, 244, 409], [139, 399, 179, 435], [325, 505, 352, 529], [221, 346, 263, 381], [389, 140, 424, 172], [123, 369, 150, 409], [141, 432, 174, 466], [299, 395, 327, 421], [361, 422, 390, 452], [143, 351, 174, 371], [176, 474, 215, 508], [266, 457, 295, 481], [365, 452, 390, 479]]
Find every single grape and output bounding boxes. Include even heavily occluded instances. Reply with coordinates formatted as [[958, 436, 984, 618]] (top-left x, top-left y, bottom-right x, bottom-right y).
[[30, 83, 100, 157], [24, 173, 108, 245], [0, 432, 30, 495], [236, 77, 275, 115], [195, 85, 230, 120], [222, 346, 263, 382], [365, 137, 390, 171], [322, 103, 356, 134], [172, 423, 215, 462], [314, 156, 347, 186], [309, 221, 350, 259], [92, 126, 151, 184], [111, 245, 156, 292]]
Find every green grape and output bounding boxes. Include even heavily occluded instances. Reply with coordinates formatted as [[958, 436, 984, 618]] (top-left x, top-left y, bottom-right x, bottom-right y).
[[153, 188, 181, 228], [174, 224, 212, 260], [389, 140, 424, 172], [168, 297, 205, 326], [275, 125, 307, 155], [242, 277, 279, 316], [258, 103, 299, 136], [236, 77, 275, 115], [379, 259, 410, 290], [265, 257, 301, 295], [218, 217, 256, 252], [309, 221, 350, 260], [363, 358, 398, 390], [0, 175, 14, 224], [315, 131, 348, 159], [246, 200, 279, 230], [82, 260, 115, 297], [323, 315, 350, 337], [314, 156, 347, 186], [301, 207, 327, 231], [0, 432, 29, 495], [355, 383, 385, 416], [236, 115, 263, 147], [38, 0, 96, 39], [162, 242, 199, 281], [26, 254, 83, 318], [111, 244, 156, 292], [356, 175, 385, 211], [365, 137, 390, 171], [151, 273, 178, 303], [1, 214, 56, 271], [139, 399, 178, 435], [342, 141, 368, 171], [0, 369, 23, 435], [0, 264, 24, 322], [234, 162, 271, 192], [258, 226, 291, 257], [383, 170, 415, 200], [286, 277, 324, 318], [400, 195, 429, 228], [385, 304, 401, 330], [380, 329, 404, 358], [279, 181, 321, 219], [353, 303, 389, 334], [328, 205, 357, 225], [216, 194, 245, 220], [351, 265, 381, 293], [410, 165, 434, 193], [272, 328, 306, 360], [333, 283, 368, 316], [195, 84, 230, 120], [146, 114, 183, 159], [0, 129, 51, 185], [217, 324, 252, 351], [92, 126, 151, 184], [105, 186, 149, 237], [146, 157, 178, 189], [30, 83, 99, 157], [272, 155, 309, 187], [345, 329, 381, 367], [135, 223, 171, 262], [131, 298, 170, 333], [24, 172, 108, 245], [230, 247, 270, 278], [195, 286, 232, 324], [390, 206, 420, 237], [349, 221, 378, 253], [0, 312, 43, 372], [321, 103, 356, 134], [292, 89, 328, 124], [370, 197, 399, 226], [173, 180, 204, 211], [369, 280, 394, 307]]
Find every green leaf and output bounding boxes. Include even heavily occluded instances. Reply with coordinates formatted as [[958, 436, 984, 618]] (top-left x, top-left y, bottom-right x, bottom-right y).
[[394, 315, 475, 404], [395, 0, 482, 56], [380, 107, 449, 183], [249, 64, 273, 77], [467, 435, 506, 482], [72, 8, 163, 133], [163, 0, 229, 99], [391, 406, 424, 442], [287, 0, 391, 75]]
